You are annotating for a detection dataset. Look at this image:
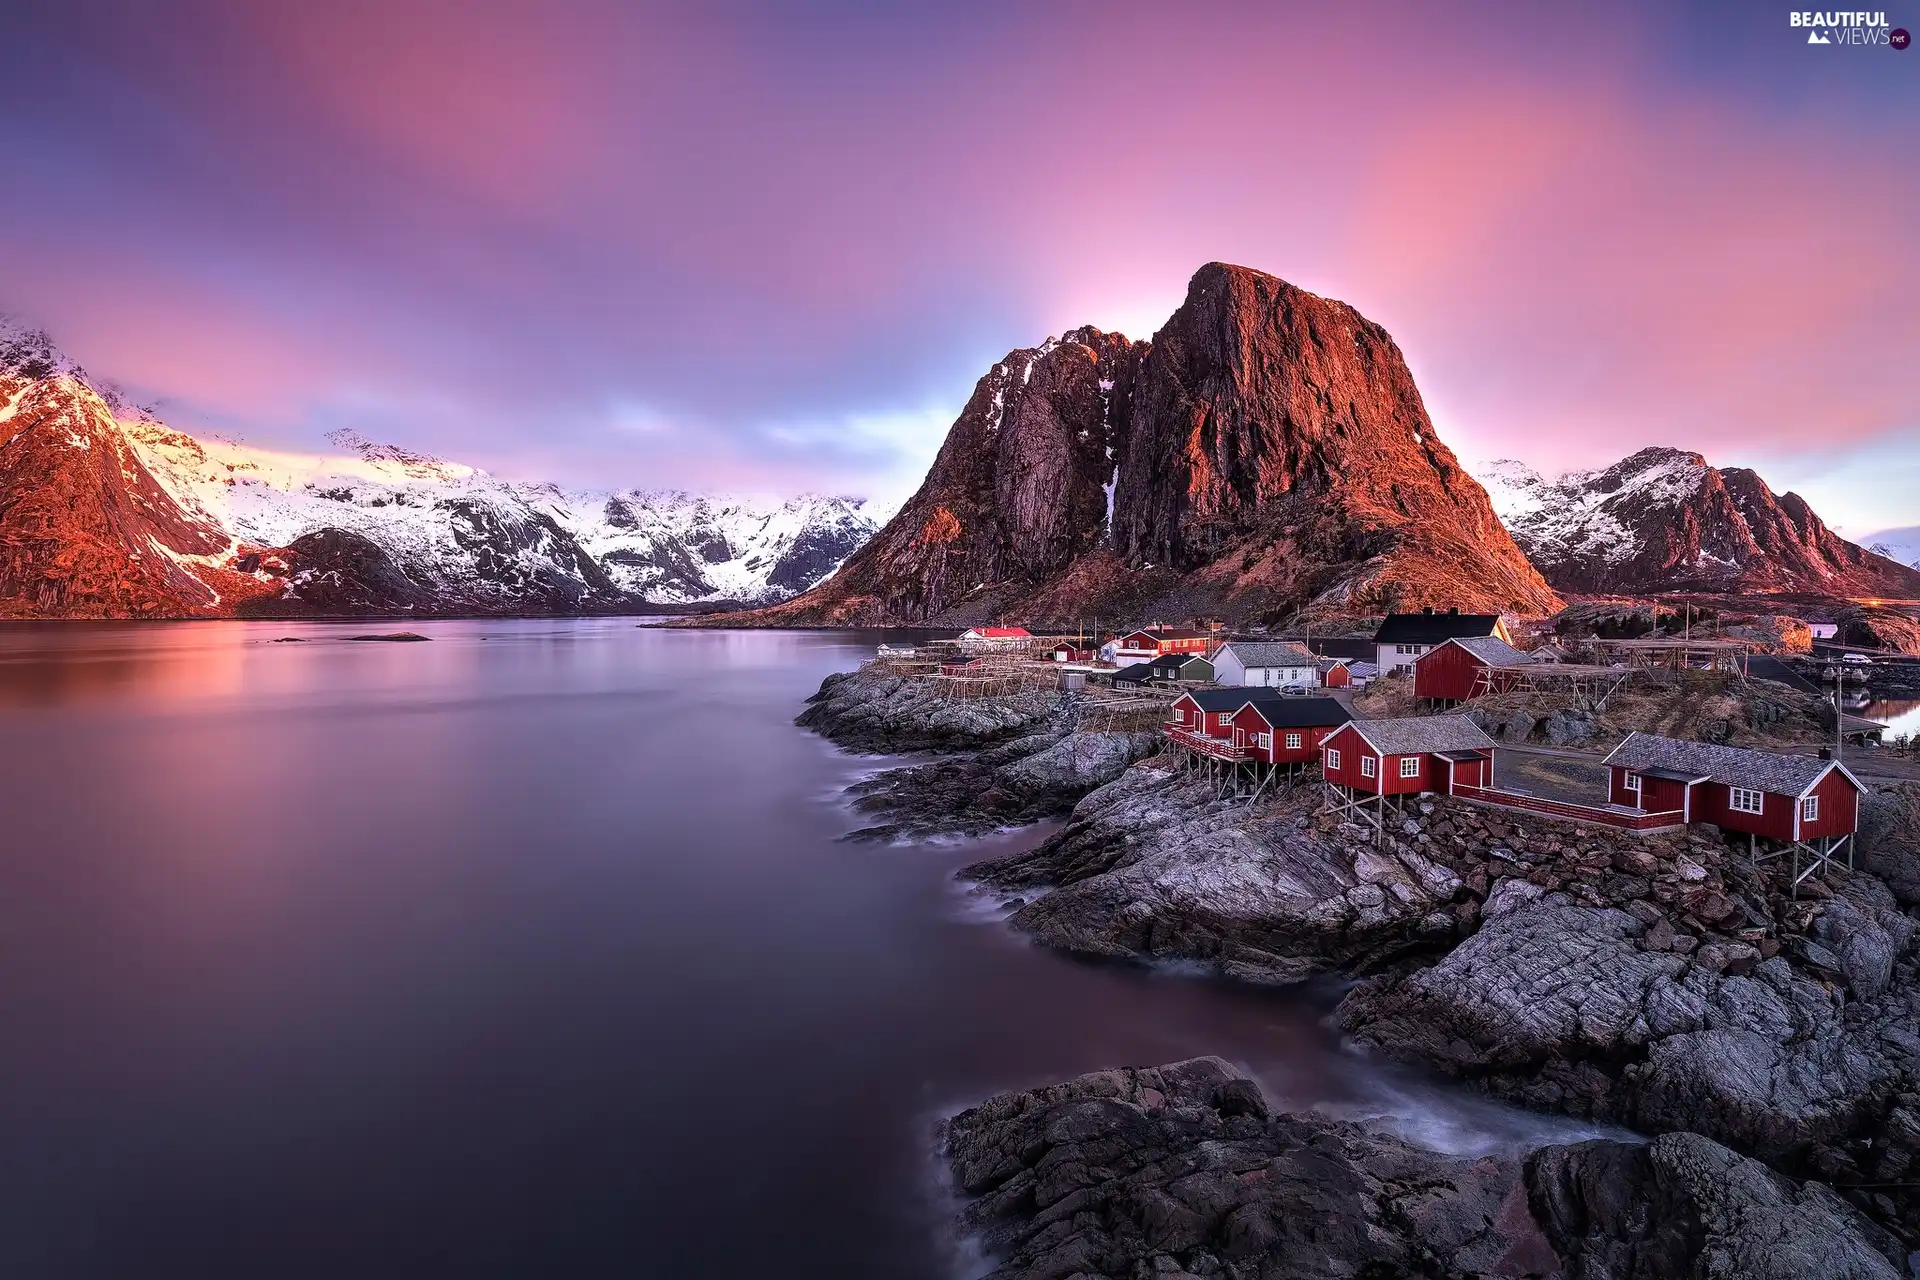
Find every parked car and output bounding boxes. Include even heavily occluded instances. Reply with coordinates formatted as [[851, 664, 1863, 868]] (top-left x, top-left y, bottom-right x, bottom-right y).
[[1840, 653, 1874, 666]]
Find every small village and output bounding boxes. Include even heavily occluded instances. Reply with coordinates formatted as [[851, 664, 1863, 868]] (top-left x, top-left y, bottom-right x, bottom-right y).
[[868, 609, 1903, 897]]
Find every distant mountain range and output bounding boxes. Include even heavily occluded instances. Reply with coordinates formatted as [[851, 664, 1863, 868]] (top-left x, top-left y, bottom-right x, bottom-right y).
[[5, 297, 1912, 623], [0, 316, 881, 618], [1862, 526, 1920, 572], [1477, 449, 1920, 599]]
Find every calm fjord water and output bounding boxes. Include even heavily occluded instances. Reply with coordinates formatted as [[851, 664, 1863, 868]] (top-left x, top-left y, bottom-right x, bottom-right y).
[[0, 621, 1589, 1278]]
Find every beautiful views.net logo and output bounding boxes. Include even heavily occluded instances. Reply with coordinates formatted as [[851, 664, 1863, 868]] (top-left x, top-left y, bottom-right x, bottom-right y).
[[1788, 10, 1909, 46]]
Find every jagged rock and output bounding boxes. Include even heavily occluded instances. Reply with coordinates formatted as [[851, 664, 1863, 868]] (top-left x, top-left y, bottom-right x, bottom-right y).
[[941, 1057, 1903, 1280], [1859, 782, 1920, 907], [941, 1056, 1559, 1280], [1541, 709, 1598, 747], [1529, 1133, 1904, 1279], [795, 667, 1058, 754], [961, 766, 1453, 981]]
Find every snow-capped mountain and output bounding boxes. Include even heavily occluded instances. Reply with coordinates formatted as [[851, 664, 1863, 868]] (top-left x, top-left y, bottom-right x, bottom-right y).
[[518, 486, 882, 605], [1476, 448, 1920, 597], [1863, 526, 1920, 572], [0, 314, 881, 618]]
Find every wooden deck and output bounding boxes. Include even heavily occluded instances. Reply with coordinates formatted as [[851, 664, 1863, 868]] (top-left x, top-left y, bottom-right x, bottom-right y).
[[1166, 726, 1247, 761], [1451, 784, 1685, 831]]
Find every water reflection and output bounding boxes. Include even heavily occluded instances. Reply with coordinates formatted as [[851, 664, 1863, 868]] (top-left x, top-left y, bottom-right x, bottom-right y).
[[0, 621, 1596, 1279]]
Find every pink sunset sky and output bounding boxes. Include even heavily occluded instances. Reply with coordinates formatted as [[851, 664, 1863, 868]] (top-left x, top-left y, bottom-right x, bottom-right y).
[[2, 1, 1916, 533]]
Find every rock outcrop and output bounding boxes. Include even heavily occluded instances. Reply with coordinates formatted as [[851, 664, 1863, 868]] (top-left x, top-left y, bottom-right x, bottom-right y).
[[941, 1056, 1904, 1279], [959, 752, 1920, 1247], [797, 666, 1160, 840], [1482, 449, 1920, 599], [729, 263, 1561, 627]]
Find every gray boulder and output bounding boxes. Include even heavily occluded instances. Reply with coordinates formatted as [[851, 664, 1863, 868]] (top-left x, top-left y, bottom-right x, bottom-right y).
[[1530, 1132, 1904, 1279]]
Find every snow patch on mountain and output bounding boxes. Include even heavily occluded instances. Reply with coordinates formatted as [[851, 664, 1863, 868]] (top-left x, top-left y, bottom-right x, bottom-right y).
[[1864, 526, 1920, 571]]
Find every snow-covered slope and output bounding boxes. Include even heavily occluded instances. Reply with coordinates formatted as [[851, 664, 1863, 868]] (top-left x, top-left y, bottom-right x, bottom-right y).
[[1863, 526, 1920, 572], [122, 424, 884, 609], [1475, 448, 1920, 598], [2, 312, 884, 616], [520, 487, 884, 604]]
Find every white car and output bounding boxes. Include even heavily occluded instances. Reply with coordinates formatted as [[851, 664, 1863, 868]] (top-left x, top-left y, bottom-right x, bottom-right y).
[[1839, 653, 1873, 665]]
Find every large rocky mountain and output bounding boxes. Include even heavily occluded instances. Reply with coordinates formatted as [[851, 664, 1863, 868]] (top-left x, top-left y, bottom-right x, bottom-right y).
[[1479, 448, 1920, 598], [731, 262, 1561, 626], [0, 317, 878, 617]]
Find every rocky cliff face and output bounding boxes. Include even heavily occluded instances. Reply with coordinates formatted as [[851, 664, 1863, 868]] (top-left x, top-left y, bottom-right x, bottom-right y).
[[731, 263, 1561, 626], [1481, 448, 1920, 598], [0, 316, 880, 617], [736, 327, 1141, 623]]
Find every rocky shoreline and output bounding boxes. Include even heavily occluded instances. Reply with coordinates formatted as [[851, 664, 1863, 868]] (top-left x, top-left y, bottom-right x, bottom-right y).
[[799, 667, 1920, 1272], [797, 667, 1157, 840], [942, 1055, 1906, 1279]]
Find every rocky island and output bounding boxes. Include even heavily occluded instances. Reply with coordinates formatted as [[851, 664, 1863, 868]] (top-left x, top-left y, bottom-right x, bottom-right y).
[[800, 665, 1920, 1273]]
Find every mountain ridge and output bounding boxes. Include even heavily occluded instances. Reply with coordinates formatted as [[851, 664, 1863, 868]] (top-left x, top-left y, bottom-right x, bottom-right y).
[[0, 318, 882, 618], [1478, 447, 1920, 599]]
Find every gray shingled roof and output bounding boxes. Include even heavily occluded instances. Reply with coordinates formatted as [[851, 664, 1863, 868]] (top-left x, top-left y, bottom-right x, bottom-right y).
[[1341, 715, 1496, 756], [1446, 636, 1534, 668], [1601, 733, 1856, 798], [1217, 641, 1316, 668]]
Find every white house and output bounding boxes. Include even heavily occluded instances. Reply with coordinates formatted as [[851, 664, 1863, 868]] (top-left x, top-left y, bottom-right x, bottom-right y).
[[1212, 641, 1319, 689]]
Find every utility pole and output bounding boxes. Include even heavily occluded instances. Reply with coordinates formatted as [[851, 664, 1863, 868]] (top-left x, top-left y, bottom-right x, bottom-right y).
[[1834, 665, 1845, 763]]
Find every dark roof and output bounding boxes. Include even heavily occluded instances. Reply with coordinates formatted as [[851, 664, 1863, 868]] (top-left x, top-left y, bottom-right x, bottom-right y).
[[1337, 715, 1498, 755], [1373, 612, 1502, 645], [1147, 652, 1211, 671], [1179, 687, 1294, 712], [1602, 733, 1861, 798], [1435, 749, 1490, 763], [1216, 641, 1316, 668], [1234, 697, 1353, 730], [1123, 627, 1209, 641], [1274, 637, 1382, 667], [1112, 662, 1159, 683]]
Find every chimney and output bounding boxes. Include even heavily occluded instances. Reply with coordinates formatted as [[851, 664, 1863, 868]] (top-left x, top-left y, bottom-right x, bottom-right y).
[[1448, 607, 1460, 615], [1422, 606, 1435, 615], [1819, 747, 1834, 760]]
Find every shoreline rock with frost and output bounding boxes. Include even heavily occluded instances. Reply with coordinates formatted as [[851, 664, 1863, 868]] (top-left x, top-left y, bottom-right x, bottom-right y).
[[941, 1056, 1904, 1279]]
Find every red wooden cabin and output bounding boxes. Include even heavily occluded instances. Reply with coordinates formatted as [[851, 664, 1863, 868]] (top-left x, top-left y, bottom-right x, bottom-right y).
[[1049, 643, 1093, 662], [1601, 733, 1862, 843], [1320, 660, 1352, 689], [1411, 636, 1533, 705], [1116, 627, 1211, 658], [1229, 698, 1353, 765], [1319, 716, 1497, 796], [1168, 688, 1266, 739]]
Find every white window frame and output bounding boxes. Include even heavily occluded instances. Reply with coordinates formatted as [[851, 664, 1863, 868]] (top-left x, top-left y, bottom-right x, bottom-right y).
[[1360, 756, 1377, 779], [1399, 757, 1420, 779], [1325, 748, 1341, 770], [1285, 733, 1302, 751], [1801, 795, 1819, 822], [1624, 771, 1642, 796], [1729, 787, 1765, 815], [1257, 732, 1271, 749]]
